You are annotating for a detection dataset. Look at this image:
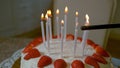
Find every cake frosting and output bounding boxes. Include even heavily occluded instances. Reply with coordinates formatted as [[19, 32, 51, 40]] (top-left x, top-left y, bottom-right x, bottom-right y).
[[20, 34, 113, 68]]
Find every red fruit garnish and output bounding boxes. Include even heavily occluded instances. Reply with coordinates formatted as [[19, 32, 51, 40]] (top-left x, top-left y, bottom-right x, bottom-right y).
[[87, 39, 94, 45], [92, 53, 107, 64], [54, 59, 67, 68], [95, 46, 110, 57], [52, 35, 58, 39], [77, 37, 82, 42], [66, 34, 74, 40], [38, 55, 52, 67], [90, 44, 98, 49], [22, 37, 43, 53], [24, 48, 41, 60], [85, 56, 100, 68], [71, 60, 84, 68], [32, 37, 43, 46], [22, 44, 33, 53]]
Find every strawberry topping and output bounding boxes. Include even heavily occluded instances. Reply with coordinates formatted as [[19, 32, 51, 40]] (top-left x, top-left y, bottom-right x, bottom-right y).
[[32, 37, 43, 46], [90, 44, 98, 49], [52, 35, 58, 39], [38, 55, 52, 67], [85, 56, 100, 68], [66, 34, 74, 40], [77, 37, 82, 42], [87, 39, 94, 45], [24, 48, 41, 60], [71, 60, 84, 68], [95, 46, 110, 57], [22, 44, 33, 53], [22, 37, 43, 53], [92, 53, 107, 64], [54, 59, 67, 68]]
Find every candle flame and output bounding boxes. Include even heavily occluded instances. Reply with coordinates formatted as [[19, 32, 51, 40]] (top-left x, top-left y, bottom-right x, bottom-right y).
[[45, 14, 48, 20], [61, 20, 64, 26], [65, 6, 68, 13], [47, 10, 52, 17], [41, 13, 44, 20], [56, 9, 59, 15], [76, 11, 78, 16], [85, 14, 89, 26]]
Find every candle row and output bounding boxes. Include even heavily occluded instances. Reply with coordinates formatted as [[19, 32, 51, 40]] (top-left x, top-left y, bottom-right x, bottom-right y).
[[40, 6, 90, 57], [40, 10, 52, 52]]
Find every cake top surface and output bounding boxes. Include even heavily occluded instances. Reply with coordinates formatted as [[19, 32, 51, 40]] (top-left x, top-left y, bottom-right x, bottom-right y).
[[21, 34, 111, 68]]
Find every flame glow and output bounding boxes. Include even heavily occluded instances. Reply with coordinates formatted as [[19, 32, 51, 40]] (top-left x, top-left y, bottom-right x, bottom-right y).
[[76, 11, 78, 16], [65, 6, 68, 13], [56, 9, 59, 15], [61, 20, 64, 26], [85, 14, 89, 25], [47, 10, 52, 17], [41, 13, 44, 20]]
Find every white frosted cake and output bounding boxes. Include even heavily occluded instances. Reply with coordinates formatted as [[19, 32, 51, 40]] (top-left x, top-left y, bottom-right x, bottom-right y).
[[21, 34, 113, 68]]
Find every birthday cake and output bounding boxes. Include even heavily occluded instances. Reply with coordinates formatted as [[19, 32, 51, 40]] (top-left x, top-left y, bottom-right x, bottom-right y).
[[20, 34, 113, 68], [20, 6, 114, 68]]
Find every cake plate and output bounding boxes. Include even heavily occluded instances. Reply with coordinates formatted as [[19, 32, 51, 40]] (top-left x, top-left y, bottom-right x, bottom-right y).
[[0, 49, 22, 68]]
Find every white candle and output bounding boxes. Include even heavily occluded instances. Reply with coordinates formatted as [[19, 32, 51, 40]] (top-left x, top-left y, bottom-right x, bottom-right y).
[[81, 14, 90, 56], [45, 14, 50, 54], [40, 13, 45, 46], [61, 20, 64, 58], [56, 9, 60, 39], [47, 10, 52, 40], [74, 11, 79, 57], [64, 6, 68, 41]]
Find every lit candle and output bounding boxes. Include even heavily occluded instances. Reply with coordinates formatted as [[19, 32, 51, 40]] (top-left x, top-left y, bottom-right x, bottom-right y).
[[40, 13, 45, 46], [45, 14, 50, 54], [61, 20, 64, 58], [64, 6, 68, 41], [47, 10, 52, 40], [56, 9, 60, 39], [75, 11, 78, 23], [81, 14, 90, 56], [74, 11, 79, 57]]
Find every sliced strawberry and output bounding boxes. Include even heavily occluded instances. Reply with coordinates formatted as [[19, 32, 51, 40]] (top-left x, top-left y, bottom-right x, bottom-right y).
[[24, 48, 41, 60], [85, 56, 100, 68], [38, 55, 52, 67], [95, 46, 110, 57], [87, 39, 94, 45], [92, 53, 107, 64], [66, 34, 74, 40], [71, 60, 84, 68], [77, 37, 82, 42], [22, 37, 43, 53], [54, 59, 67, 68]]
